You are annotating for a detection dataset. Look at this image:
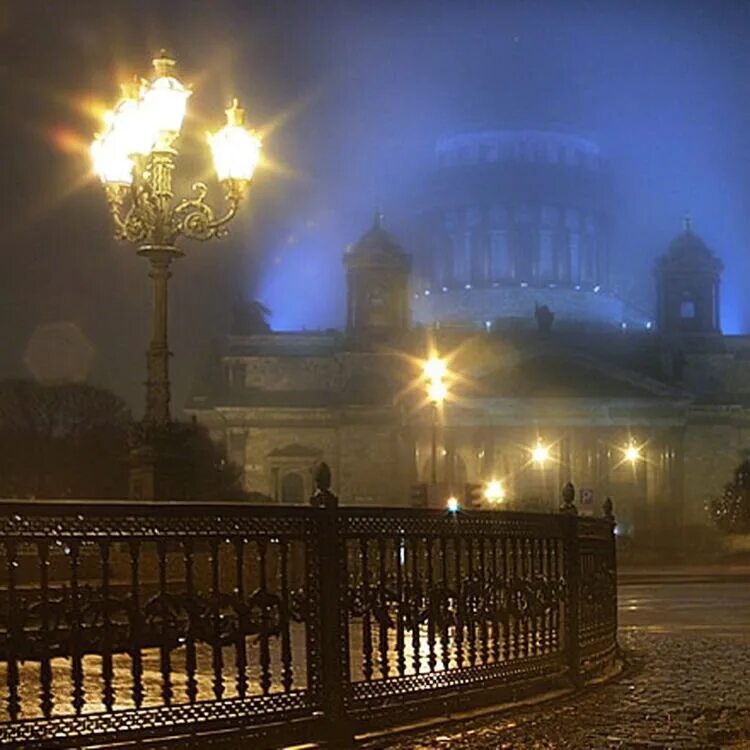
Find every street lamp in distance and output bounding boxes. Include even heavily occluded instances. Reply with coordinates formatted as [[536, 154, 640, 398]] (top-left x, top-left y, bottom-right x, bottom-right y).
[[624, 442, 642, 463], [484, 479, 506, 505], [423, 355, 448, 494], [532, 439, 550, 466]]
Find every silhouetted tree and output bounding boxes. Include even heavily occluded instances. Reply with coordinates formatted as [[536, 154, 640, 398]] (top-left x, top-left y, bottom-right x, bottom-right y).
[[0, 380, 253, 501], [0, 379, 131, 498], [709, 457, 750, 533], [138, 420, 250, 501]]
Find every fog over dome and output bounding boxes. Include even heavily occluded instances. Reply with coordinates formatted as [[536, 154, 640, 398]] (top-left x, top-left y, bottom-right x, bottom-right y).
[[411, 128, 649, 331]]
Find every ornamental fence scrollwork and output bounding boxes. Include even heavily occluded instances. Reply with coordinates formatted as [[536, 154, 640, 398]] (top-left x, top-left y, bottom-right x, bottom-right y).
[[0, 485, 617, 748]]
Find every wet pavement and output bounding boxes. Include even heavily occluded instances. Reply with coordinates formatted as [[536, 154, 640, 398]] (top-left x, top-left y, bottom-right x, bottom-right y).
[[362, 575, 750, 749]]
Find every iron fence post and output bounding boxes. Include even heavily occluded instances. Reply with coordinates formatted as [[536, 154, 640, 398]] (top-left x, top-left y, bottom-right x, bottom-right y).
[[311, 462, 354, 746], [560, 482, 581, 686]]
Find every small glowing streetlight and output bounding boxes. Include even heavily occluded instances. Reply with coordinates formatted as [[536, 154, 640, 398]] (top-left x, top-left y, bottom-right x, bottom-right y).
[[424, 356, 447, 382], [624, 443, 641, 463], [484, 479, 505, 504], [446, 496, 460, 513], [427, 379, 447, 404], [424, 354, 448, 405], [424, 353, 449, 487], [531, 440, 550, 465]]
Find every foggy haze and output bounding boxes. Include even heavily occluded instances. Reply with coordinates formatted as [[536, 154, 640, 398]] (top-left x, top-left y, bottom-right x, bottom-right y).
[[2, 0, 749, 416]]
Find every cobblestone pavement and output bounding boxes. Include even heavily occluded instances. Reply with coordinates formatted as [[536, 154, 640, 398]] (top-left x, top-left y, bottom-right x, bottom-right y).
[[362, 628, 750, 749]]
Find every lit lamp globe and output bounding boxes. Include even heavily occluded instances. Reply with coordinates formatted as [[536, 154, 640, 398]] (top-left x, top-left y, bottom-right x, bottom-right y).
[[208, 98, 262, 195], [90, 131, 134, 185], [90, 81, 155, 185], [140, 51, 191, 141], [109, 79, 157, 157]]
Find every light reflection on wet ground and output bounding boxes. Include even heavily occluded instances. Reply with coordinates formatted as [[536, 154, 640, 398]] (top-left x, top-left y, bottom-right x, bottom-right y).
[[1, 617, 559, 721], [1, 631, 311, 718], [362, 576, 750, 749], [5, 576, 749, 747], [618, 581, 750, 632]]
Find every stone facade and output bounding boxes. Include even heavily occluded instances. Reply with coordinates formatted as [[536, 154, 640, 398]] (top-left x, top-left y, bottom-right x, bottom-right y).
[[188, 218, 750, 547], [412, 283, 640, 331]]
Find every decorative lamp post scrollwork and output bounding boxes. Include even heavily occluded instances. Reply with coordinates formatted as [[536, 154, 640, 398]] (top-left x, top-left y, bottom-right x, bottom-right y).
[[91, 51, 261, 496]]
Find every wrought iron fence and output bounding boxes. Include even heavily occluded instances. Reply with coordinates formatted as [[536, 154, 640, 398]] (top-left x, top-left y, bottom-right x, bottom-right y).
[[0, 484, 617, 748]]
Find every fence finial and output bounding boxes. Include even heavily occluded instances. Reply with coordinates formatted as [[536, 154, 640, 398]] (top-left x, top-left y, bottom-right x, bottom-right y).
[[559, 481, 577, 515], [315, 461, 332, 491], [603, 496, 614, 520], [310, 461, 338, 509]]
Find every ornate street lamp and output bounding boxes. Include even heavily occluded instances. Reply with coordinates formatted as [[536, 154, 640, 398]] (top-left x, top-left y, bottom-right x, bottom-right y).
[[91, 51, 261, 497]]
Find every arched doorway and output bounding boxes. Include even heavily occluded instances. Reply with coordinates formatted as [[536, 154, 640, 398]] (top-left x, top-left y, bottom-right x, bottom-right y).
[[281, 472, 305, 504]]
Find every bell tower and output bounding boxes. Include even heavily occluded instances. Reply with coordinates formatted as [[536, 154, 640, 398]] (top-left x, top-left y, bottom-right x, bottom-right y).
[[655, 217, 723, 336], [344, 211, 412, 335]]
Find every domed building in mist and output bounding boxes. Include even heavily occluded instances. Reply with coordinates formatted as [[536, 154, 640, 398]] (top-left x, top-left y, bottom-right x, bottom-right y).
[[188, 133, 750, 554], [411, 129, 649, 332]]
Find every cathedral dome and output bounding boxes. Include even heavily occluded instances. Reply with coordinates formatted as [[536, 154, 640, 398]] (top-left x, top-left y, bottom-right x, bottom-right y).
[[410, 128, 651, 332]]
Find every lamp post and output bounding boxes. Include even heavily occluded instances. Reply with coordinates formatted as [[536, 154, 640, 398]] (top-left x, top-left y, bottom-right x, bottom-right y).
[[484, 479, 505, 505], [424, 356, 447, 496], [91, 51, 261, 497]]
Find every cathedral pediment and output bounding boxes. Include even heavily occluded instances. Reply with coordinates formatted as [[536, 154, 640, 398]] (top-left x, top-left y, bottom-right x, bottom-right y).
[[268, 443, 322, 458], [474, 351, 686, 400]]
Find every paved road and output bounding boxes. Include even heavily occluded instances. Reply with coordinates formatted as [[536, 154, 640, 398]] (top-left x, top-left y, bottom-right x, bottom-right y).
[[363, 574, 750, 749]]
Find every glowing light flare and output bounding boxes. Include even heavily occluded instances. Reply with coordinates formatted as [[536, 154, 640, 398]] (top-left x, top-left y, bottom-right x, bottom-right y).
[[208, 100, 262, 182], [423, 356, 447, 381], [484, 479, 505, 504], [624, 443, 642, 463], [531, 440, 550, 465], [73, 94, 112, 123], [47, 126, 88, 156], [446, 497, 460, 513], [422, 354, 449, 405], [427, 379, 447, 404]]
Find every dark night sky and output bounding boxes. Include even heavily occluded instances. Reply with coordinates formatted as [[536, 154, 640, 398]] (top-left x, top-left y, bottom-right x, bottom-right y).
[[2, 0, 750, 415]]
